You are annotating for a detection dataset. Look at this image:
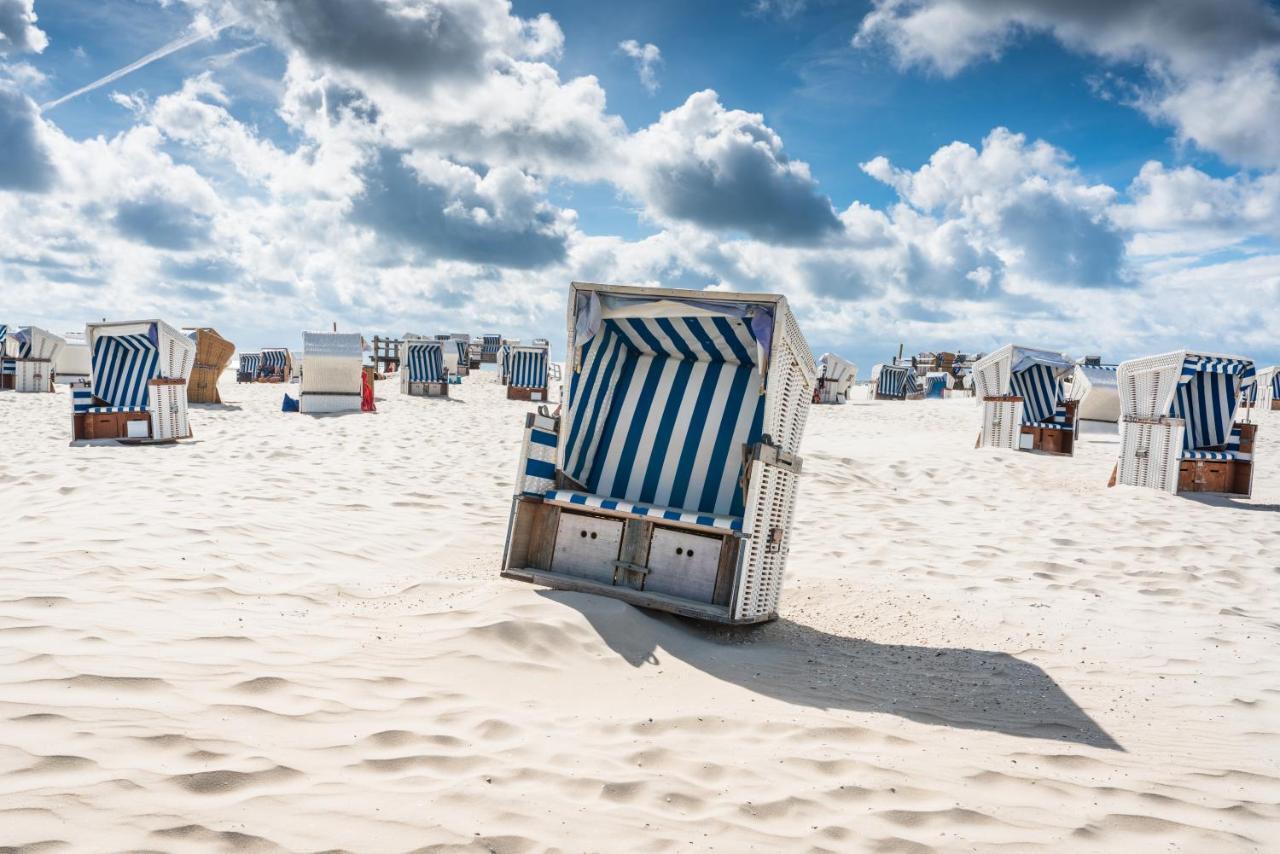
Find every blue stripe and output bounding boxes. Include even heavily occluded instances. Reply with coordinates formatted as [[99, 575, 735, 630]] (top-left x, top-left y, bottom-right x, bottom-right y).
[[525, 458, 555, 480], [530, 429, 557, 448]]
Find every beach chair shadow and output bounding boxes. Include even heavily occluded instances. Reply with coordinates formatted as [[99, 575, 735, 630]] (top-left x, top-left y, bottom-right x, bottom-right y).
[[543, 591, 1122, 751]]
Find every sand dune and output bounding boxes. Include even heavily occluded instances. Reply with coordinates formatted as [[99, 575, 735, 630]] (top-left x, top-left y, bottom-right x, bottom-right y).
[[0, 371, 1276, 852]]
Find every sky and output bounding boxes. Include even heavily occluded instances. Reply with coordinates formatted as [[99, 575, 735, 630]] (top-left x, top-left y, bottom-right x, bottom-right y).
[[1, 0, 1279, 371]]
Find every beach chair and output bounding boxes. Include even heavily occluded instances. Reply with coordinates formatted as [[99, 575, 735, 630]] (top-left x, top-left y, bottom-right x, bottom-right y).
[[1257, 366, 1279, 410], [450, 336, 472, 377], [299, 332, 365, 414], [1110, 351, 1258, 496], [922, 371, 952, 399], [814, 353, 856, 403], [184, 328, 235, 404], [1067, 363, 1120, 423], [873, 363, 920, 400], [502, 281, 815, 625], [972, 344, 1078, 455], [480, 333, 502, 364], [499, 340, 520, 384], [237, 352, 261, 383], [259, 347, 293, 383], [506, 344, 549, 401], [73, 320, 194, 441], [401, 339, 449, 397], [10, 326, 64, 392]]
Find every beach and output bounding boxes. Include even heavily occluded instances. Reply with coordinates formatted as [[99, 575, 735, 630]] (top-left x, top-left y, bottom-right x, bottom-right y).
[[0, 370, 1277, 852]]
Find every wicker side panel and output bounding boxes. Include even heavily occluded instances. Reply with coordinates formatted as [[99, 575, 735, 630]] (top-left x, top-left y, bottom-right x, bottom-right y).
[[733, 460, 800, 623], [765, 307, 815, 456], [971, 359, 1007, 400], [1117, 352, 1184, 419], [150, 382, 190, 440], [979, 399, 1022, 450], [1117, 418, 1182, 493]]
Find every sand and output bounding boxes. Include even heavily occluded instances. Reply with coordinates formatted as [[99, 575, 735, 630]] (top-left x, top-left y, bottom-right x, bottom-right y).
[[0, 370, 1277, 853]]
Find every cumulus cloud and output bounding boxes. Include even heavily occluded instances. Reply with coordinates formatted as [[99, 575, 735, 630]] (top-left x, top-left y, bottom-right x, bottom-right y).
[[350, 148, 573, 268], [853, 0, 1280, 167], [624, 90, 842, 244], [0, 0, 46, 54], [618, 39, 661, 93], [862, 128, 1127, 289], [0, 81, 55, 191]]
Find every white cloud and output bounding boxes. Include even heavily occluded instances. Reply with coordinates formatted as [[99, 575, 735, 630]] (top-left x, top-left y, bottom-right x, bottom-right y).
[[0, 0, 46, 55], [853, 0, 1280, 167], [623, 90, 842, 243], [618, 39, 661, 93]]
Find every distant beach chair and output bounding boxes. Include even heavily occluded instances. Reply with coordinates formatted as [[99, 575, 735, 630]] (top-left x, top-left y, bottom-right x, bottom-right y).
[[506, 344, 549, 401], [448, 336, 471, 377], [502, 281, 815, 625], [814, 353, 856, 403], [73, 320, 195, 442], [185, 328, 235, 404], [1067, 363, 1120, 423], [873, 363, 920, 400], [299, 332, 365, 414], [1256, 365, 1279, 410], [499, 340, 520, 384], [922, 371, 953, 399], [480, 333, 502, 364], [972, 344, 1078, 455], [259, 348, 294, 383], [237, 352, 261, 383], [401, 339, 448, 397], [1110, 351, 1259, 496], [9, 326, 64, 392]]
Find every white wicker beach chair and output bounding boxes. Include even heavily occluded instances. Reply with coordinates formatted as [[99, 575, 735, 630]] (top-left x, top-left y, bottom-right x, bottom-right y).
[[815, 353, 857, 403], [300, 332, 364, 414], [972, 344, 1078, 455], [10, 326, 64, 392], [401, 339, 448, 397], [1112, 351, 1258, 496], [502, 281, 814, 625], [74, 320, 195, 441]]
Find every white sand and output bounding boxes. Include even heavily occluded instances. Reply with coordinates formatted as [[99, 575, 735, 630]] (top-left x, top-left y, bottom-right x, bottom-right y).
[[1, 371, 1277, 852]]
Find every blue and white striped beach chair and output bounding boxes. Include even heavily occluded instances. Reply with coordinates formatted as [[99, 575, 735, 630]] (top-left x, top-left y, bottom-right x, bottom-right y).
[[401, 339, 448, 397], [480, 334, 502, 364], [259, 348, 293, 382], [922, 371, 951, 399], [74, 320, 195, 441], [238, 352, 261, 382], [0, 324, 15, 391], [1113, 350, 1258, 495], [506, 344, 549, 401], [873, 363, 919, 400], [9, 326, 64, 392], [972, 344, 1078, 455], [502, 282, 815, 625]]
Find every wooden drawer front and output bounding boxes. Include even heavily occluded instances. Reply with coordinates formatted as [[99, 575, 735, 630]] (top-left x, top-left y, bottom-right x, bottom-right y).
[[1179, 461, 1230, 493], [644, 528, 722, 604], [551, 513, 623, 584]]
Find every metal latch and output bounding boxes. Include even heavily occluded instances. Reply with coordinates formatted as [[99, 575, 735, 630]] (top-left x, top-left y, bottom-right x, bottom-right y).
[[765, 527, 784, 554]]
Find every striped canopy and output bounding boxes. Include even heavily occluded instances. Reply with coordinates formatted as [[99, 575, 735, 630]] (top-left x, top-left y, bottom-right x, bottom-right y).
[[1010, 363, 1063, 424], [261, 348, 289, 369], [239, 353, 261, 374], [1273, 371, 1280, 399], [92, 332, 158, 408], [876, 363, 915, 397], [405, 341, 444, 382], [13, 328, 31, 358], [563, 313, 763, 519], [455, 339, 470, 363], [509, 347, 547, 388], [482, 334, 502, 354], [1170, 355, 1254, 452]]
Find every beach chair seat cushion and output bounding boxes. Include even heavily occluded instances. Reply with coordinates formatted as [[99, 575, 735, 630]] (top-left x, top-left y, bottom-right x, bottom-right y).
[[1025, 419, 1073, 430], [85, 405, 148, 413], [543, 489, 743, 534], [1181, 450, 1250, 462]]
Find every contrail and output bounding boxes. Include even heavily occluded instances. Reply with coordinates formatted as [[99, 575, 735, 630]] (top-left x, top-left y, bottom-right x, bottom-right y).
[[41, 19, 238, 111]]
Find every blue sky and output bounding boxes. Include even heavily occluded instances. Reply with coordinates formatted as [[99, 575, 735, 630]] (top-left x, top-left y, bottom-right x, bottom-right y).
[[2, 0, 1279, 371]]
